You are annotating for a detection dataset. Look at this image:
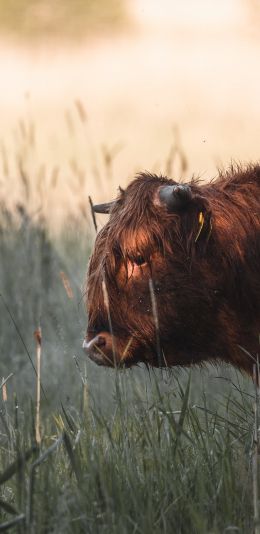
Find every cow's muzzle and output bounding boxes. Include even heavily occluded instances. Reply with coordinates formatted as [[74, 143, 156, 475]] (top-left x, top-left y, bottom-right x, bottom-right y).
[[82, 333, 115, 366]]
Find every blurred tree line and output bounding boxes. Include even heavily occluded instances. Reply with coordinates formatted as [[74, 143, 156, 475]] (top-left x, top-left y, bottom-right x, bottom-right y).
[[0, 0, 127, 43]]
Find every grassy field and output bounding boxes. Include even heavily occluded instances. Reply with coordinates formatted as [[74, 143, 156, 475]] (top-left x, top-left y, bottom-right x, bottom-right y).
[[0, 367, 256, 533], [0, 128, 258, 533]]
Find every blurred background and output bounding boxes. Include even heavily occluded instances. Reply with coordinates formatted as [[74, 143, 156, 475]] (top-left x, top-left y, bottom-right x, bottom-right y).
[[0, 0, 260, 227], [0, 0, 259, 403]]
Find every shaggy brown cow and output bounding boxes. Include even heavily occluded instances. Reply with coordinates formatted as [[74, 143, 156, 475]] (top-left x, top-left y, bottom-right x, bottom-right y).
[[83, 164, 260, 376]]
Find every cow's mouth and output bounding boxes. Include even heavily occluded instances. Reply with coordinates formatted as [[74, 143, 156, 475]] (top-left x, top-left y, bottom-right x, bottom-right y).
[[87, 350, 108, 366]]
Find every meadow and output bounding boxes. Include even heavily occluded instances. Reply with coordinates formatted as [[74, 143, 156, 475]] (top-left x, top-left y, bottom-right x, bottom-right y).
[[0, 109, 258, 533], [0, 2, 260, 531]]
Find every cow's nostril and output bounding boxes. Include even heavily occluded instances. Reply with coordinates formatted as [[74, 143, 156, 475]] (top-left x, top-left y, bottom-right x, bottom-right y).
[[82, 335, 106, 352], [95, 336, 106, 347]]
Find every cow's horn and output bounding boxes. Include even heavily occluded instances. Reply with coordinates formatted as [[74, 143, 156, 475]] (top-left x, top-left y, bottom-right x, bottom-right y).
[[93, 201, 116, 214], [159, 184, 192, 211]]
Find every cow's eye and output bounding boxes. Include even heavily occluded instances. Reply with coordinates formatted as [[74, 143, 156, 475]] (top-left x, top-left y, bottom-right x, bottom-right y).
[[133, 254, 146, 266]]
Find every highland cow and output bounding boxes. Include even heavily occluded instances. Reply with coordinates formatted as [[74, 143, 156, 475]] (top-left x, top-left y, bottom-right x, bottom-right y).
[[83, 164, 260, 377]]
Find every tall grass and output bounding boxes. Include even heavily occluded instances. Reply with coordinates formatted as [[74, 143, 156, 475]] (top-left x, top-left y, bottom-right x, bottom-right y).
[[0, 115, 258, 532], [0, 198, 257, 532], [0, 367, 256, 533]]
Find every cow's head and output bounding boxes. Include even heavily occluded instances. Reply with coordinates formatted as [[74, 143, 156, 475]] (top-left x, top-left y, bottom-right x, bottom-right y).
[[84, 173, 215, 368]]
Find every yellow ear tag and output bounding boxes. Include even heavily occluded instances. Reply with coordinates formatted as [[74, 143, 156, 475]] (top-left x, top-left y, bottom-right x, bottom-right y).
[[195, 211, 205, 242], [199, 211, 204, 225]]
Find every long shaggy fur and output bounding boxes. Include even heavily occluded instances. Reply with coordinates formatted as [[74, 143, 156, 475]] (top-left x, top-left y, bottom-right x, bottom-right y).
[[86, 164, 260, 375]]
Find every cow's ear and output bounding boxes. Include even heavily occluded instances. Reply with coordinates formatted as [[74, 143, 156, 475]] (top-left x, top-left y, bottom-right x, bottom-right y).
[[193, 208, 212, 245], [183, 194, 212, 252], [159, 184, 213, 251]]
